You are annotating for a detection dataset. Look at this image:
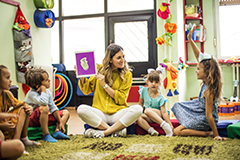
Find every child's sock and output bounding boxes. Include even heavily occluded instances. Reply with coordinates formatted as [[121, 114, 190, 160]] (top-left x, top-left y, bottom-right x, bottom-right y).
[[43, 133, 58, 143], [148, 127, 159, 136], [21, 136, 41, 146], [52, 131, 70, 139], [160, 121, 173, 137]]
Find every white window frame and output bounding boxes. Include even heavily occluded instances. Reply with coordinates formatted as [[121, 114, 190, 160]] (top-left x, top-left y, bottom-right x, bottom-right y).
[[214, 0, 240, 59]]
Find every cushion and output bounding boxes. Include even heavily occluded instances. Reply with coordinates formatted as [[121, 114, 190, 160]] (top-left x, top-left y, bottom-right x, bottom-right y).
[[28, 124, 68, 140], [227, 122, 240, 139], [136, 119, 180, 135], [217, 120, 240, 137]]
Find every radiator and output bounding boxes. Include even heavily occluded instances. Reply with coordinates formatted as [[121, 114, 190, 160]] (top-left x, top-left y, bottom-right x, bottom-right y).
[[35, 65, 57, 98], [232, 63, 239, 99]]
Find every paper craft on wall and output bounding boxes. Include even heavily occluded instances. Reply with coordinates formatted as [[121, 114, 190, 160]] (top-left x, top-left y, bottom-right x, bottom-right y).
[[75, 51, 97, 78]]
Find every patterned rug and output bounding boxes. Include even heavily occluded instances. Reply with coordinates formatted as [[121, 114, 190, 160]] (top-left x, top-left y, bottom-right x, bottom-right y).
[[20, 135, 240, 160]]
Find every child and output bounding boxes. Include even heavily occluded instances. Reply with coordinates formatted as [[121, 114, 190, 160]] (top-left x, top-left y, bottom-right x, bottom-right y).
[[25, 68, 70, 142], [137, 70, 173, 137], [171, 24, 227, 141], [0, 112, 24, 159], [0, 65, 40, 155]]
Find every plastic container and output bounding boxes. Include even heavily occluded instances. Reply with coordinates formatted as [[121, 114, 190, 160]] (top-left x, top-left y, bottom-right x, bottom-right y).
[[218, 103, 235, 116], [33, 0, 54, 9], [34, 10, 55, 28], [231, 102, 240, 114]]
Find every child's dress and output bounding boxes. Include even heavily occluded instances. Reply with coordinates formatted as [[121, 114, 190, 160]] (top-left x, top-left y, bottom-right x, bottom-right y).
[[0, 91, 23, 139], [171, 83, 218, 131], [139, 86, 169, 114]]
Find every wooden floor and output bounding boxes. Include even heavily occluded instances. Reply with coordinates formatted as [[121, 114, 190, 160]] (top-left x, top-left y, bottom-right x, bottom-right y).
[[65, 107, 240, 136]]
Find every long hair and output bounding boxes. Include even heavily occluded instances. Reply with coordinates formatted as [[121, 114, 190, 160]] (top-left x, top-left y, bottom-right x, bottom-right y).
[[24, 68, 48, 90], [0, 65, 16, 112], [200, 58, 223, 100], [98, 44, 132, 86]]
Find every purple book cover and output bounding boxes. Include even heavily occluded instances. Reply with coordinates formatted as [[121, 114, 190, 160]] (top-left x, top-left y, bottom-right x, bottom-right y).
[[75, 51, 97, 77]]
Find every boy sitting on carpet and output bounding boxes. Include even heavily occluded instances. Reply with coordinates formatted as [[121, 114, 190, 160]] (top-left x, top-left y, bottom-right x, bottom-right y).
[[25, 68, 70, 142]]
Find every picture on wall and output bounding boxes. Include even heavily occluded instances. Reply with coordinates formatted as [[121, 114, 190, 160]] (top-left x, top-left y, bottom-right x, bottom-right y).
[[75, 51, 97, 78]]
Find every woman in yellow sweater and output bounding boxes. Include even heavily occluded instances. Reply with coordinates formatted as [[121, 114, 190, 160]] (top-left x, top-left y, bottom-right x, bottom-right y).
[[77, 44, 143, 138]]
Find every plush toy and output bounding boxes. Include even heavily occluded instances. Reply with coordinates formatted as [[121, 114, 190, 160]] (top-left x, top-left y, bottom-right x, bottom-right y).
[[157, 2, 171, 19], [178, 57, 188, 71], [159, 59, 179, 96]]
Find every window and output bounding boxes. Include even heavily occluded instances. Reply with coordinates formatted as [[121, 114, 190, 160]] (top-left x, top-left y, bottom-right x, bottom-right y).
[[51, 0, 156, 77], [215, 0, 240, 59]]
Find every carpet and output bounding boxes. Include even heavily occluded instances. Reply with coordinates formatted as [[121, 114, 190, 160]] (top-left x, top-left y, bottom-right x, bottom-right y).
[[20, 135, 240, 160]]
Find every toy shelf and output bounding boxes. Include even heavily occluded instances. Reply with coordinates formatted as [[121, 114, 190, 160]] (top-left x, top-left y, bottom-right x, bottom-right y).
[[184, 0, 204, 65]]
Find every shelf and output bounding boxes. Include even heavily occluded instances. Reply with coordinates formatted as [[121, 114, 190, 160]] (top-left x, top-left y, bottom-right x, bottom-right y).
[[185, 17, 203, 20], [185, 40, 204, 43]]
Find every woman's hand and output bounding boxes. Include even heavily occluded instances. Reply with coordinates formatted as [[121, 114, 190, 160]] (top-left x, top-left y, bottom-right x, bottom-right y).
[[187, 24, 196, 41], [94, 73, 106, 87], [214, 136, 228, 141], [23, 104, 33, 115]]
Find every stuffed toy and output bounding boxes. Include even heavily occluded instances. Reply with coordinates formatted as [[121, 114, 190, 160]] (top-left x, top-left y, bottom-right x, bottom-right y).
[[159, 59, 179, 96], [157, 2, 171, 19]]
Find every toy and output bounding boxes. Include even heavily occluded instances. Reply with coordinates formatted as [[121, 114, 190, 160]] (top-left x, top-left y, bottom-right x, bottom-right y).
[[157, 2, 171, 20], [159, 59, 179, 96], [218, 103, 235, 116], [178, 57, 188, 70], [230, 80, 239, 102]]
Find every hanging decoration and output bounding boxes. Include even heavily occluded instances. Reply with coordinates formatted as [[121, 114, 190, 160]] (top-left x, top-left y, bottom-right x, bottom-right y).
[[155, 14, 177, 46], [159, 58, 179, 97], [33, 0, 55, 28], [13, 6, 34, 83]]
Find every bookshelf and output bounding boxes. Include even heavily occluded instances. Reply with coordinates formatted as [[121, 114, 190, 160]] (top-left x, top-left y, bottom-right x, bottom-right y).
[[184, 0, 204, 65]]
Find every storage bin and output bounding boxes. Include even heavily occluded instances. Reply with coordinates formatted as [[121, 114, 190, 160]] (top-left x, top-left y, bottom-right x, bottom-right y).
[[33, 0, 54, 9], [231, 102, 240, 114], [34, 10, 55, 28], [218, 103, 235, 116]]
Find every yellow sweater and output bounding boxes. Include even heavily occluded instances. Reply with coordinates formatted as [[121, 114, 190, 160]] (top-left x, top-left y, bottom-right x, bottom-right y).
[[79, 68, 132, 115]]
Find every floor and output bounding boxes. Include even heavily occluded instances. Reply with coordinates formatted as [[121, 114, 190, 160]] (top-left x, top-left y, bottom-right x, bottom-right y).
[[65, 106, 240, 136]]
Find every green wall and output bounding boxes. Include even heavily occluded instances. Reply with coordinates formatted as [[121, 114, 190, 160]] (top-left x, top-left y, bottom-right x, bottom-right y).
[[0, 0, 52, 101], [156, 0, 233, 102], [0, 0, 234, 103]]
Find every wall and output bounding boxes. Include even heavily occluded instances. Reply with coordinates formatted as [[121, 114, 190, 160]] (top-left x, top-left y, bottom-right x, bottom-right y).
[[0, 0, 52, 101], [156, 0, 233, 103], [0, 0, 234, 103]]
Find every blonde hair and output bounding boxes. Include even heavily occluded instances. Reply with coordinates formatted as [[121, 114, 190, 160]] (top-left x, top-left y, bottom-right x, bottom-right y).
[[25, 68, 48, 90], [0, 65, 16, 112], [201, 58, 223, 100], [98, 44, 132, 86]]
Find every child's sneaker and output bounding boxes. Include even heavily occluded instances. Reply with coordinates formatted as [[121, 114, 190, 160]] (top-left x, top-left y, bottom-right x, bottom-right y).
[[23, 150, 29, 156], [52, 131, 70, 139], [111, 128, 127, 137], [148, 127, 159, 136], [43, 134, 58, 142]]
